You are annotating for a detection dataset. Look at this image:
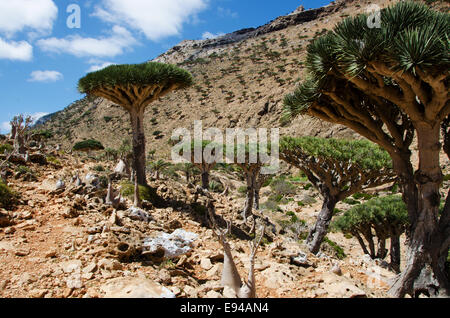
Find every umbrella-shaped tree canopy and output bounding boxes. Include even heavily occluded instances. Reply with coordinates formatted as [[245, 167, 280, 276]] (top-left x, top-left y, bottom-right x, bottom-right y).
[[73, 139, 104, 153], [78, 62, 194, 110], [77, 62, 193, 186]]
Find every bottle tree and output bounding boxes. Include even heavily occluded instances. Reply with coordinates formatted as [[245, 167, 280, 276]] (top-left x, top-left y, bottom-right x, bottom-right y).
[[282, 2, 449, 297], [280, 136, 395, 254], [78, 63, 193, 186]]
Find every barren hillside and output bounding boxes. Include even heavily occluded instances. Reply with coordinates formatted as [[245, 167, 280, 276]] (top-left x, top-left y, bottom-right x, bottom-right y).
[[38, 0, 398, 157]]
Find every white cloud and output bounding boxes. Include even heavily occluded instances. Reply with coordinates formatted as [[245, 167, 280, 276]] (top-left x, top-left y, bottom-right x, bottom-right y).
[[93, 0, 208, 41], [0, 0, 58, 37], [37, 26, 137, 58], [87, 61, 115, 72], [0, 121, 11, 134], [28, 70, 63, 83], [202, 31, 225, 40], [0, 37, 33, 61], [30, 112, 50, 123]]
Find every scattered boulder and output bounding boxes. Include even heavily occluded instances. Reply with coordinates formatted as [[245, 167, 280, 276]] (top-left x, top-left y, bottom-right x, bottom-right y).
[[331, 263, 343, 276], [100, 277, 175, 298], [55, 179, 65, 191], [98, 258, 123, 271], [85, 173, 99, 187], [142, 229, 198, 259], [59, 260, 82, 274], [290, 252, 311, 268], [127, 207, 152, 223]]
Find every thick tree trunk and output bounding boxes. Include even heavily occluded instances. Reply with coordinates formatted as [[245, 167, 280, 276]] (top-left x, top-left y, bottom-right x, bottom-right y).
[[389, 124, 449, 297], [376, 237, 388, 260], [201, 168, 209, 190], [243, 168, 258, 221], [254, 187, 260, 210], [129, 110, 147, 186], [134, 175, 142, 208], [14, 133, 26, 155], [390, 234, 401, 273], [361, 228, 376, 258], [306, 191, 337, 254], [354, 232, 370, 256]]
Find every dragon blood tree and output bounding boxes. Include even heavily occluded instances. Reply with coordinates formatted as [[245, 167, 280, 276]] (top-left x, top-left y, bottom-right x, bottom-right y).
[[73, 139, 104, 156], [78, 63, 193, 185], [190, 140, 220, 190], [228, 143, 272, 221], [333, 195, 409, 273], [282, 1, 449, 297], [280, 136, 396, 254]]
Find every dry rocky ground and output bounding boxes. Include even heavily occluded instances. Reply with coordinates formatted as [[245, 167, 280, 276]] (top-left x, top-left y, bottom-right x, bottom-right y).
[[2, 147, 438, 299]]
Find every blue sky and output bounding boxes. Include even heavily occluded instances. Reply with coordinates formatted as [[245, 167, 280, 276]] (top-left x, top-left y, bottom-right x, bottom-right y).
[[0, 0, 332, 133]]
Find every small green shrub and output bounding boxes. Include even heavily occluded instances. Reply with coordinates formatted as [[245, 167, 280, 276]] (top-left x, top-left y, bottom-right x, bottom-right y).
[[342, 198, 361, 205], [0, 143, 13, 154], [46, 156, 61, 165], [270, 178, 297, 197], [0, 181, 18, 209], [323, 237, 346, 260], [120, 181, 159, 202], [286, 211, 299, 223], [262, 200, 282, 212], [93, 165, 105, 172], [352, 192, 374, 200], [238, 186, 248, 194], [209, 181, 223, 193]]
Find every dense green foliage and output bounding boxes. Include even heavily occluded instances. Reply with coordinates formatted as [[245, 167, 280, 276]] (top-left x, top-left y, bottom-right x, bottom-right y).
[[332, 195, 408, 235], [73, 139, 104, 152], [282, 1, 449, 121], [78, 62, 194, 94], [31, 129, 53, 139], [280, 136, 393, 171], [148, 159, 171, 178]]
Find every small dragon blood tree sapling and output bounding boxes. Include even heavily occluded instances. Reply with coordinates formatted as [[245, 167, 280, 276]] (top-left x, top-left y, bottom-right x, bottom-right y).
[[280, 136, 395, 254], [78, 62, 193, 186], [333, 195, 409, 272]]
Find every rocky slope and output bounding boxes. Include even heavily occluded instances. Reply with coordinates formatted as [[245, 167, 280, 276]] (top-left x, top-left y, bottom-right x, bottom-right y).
[[37, 0, 449, 159], [1, 147, 406, 298], [37, 0, 390, 157]]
